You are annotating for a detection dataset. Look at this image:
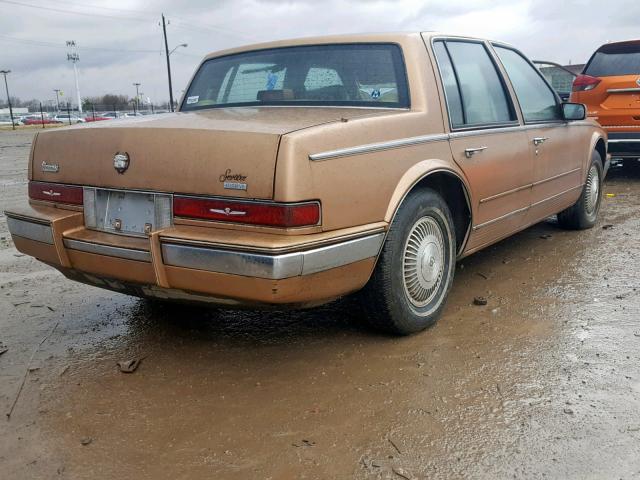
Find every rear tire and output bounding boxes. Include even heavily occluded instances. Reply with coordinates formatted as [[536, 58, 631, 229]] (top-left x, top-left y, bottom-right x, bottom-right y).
[[359, 188, 456, 335], [557, 150, 603, 230]]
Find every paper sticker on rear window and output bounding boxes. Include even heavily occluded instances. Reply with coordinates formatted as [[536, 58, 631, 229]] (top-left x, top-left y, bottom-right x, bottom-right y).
[[186, 95, 199, 104]]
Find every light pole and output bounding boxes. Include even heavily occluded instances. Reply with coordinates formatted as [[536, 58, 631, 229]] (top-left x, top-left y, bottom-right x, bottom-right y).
[[0, 70, 15, 130], [169, 43, 188, 56], [66, 41, 82, 114], [133, 83, 141, 112], [53, 89, 61, 112], [160, 14, 188, 112]]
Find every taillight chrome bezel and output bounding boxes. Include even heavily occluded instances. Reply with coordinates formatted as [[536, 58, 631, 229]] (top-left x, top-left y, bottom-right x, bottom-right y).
[[173, 195, 322, 228]]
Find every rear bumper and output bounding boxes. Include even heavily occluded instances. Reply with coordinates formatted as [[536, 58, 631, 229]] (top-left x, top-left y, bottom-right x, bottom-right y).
[[606, 132, 640, 158], [5, 206, 384, 306]]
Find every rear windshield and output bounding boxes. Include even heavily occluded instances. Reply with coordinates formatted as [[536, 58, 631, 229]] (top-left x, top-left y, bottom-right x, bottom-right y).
[[180, 43, 409, 110], [585, 43, 640, 77]]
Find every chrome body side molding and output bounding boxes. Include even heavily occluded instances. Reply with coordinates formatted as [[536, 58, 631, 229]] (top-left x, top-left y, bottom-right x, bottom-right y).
[[309, 134, 449, 161], [472, 184, 583, 231], [309, 122, 595, 161], [607, 88, 640, 93]]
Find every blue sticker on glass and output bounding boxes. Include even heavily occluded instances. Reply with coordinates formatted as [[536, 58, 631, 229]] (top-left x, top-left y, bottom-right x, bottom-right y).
[[371, 89, 381, 99], [266, 72, 277, 91]]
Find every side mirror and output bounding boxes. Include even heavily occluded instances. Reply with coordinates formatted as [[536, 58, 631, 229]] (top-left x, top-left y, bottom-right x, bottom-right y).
[[562, 102, 586, 121]]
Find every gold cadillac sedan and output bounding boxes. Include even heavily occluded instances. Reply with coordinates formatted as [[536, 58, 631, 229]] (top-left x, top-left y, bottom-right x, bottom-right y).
[[5, 33, 608, 335]]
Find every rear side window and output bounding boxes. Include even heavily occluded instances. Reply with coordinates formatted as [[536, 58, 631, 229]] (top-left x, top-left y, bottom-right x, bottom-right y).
[[434, 40, 515, 128], [585, 43, 640, 77], [494, 47, 561, 123]]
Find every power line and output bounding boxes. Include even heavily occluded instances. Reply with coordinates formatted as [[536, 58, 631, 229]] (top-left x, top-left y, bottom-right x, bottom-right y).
[[44, 0, 153, 16], [0, 0, 258, 42], [0, 34, 164, 54], [0, 0, 151, 22], [0, 34, 206, 58]]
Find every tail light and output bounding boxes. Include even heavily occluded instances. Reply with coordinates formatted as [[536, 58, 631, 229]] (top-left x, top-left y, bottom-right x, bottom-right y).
[[173, 196, 320, 228], [572, 74, 601, 92], [28, 181, 83, 205]]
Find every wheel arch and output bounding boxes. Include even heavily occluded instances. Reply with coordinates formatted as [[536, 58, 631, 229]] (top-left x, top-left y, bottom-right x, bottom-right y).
[[594, 136, 606, 167], [383, 161, 473, 257]]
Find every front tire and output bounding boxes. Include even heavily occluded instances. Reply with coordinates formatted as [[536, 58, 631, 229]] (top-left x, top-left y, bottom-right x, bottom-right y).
[[360, 188, 456, 335], [557, 150, 603, 230]]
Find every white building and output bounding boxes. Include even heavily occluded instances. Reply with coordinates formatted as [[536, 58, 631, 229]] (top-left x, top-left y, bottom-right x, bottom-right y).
[[0, 107, 28, 115]]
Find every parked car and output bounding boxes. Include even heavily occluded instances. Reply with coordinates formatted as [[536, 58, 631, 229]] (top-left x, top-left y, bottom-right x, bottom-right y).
[[571, 39, 640, 161], [21, 116, 60, 125], [4, 33, 607, 335], [53, 113, 85, 124], [534, 60, 577, 101], [99, 111, 123, 119], [84, 114, 112, 122], [0, 114, 19, 126]]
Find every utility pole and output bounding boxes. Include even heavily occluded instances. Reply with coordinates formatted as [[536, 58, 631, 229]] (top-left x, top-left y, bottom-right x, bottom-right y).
[[133, 82, 141, 112], [0, 70, 15, 130], [66, 41, 82, 114], [161, 14, 174, 112], [53, 89, 61, 111]]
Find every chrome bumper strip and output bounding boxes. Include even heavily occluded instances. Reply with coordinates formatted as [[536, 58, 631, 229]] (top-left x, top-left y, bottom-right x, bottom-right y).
[[63, 238, 152, 262], [161, 232, 385, 279], [6, 216, 54, 244]]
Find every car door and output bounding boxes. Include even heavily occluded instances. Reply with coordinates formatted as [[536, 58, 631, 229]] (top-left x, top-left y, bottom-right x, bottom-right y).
[[493, 45, 583, 223], [431, 39, 533, 251]]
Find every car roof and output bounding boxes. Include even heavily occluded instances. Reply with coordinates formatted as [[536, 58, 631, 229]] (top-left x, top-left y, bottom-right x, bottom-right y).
[[596, 39, 640, 53], [201, 32, 513, 61]]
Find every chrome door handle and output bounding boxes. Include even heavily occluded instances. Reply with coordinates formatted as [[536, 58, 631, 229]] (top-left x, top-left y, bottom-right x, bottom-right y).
[[533, 137, 549, 146], [464, 146, 487, 158]]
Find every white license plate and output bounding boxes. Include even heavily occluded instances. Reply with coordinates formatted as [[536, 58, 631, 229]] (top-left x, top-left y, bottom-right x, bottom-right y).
[[84, 188, 172, 236]]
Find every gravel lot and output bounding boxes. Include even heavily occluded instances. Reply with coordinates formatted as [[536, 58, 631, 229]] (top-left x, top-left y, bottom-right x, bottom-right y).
[[1, 129, 640, 479]]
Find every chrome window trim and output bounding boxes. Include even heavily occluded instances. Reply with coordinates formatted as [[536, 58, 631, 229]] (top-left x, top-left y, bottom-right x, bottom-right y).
[[63, 239, 152, 262], [6, 216, 54, 244], [429, 36, 520, 132], [608, 139, 640, 143], [161, 232, 385, 279], [448, 125, 524, 139], [489, 42, 565, 124]]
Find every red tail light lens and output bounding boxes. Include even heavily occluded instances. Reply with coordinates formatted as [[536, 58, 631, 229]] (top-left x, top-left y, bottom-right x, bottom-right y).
[[28, 181, 83, 205], [572, 74, 601, 92], [173, 197, 321, 228]]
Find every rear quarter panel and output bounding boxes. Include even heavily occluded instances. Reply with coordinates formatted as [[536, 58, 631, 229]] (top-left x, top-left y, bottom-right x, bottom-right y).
[[273, 35, 456, 232]]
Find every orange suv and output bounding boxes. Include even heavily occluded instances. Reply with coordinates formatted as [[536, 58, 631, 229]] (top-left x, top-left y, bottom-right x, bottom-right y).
[[571, 40, 640, 161]]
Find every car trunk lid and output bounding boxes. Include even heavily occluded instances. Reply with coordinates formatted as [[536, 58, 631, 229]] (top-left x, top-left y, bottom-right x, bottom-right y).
[[31, 107, 387, 200]]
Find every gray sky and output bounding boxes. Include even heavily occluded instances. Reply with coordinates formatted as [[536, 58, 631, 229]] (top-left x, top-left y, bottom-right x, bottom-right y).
[[0, 0, 637, 107]]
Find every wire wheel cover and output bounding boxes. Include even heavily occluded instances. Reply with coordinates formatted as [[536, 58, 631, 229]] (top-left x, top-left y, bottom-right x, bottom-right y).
[[585, 164, 600, 215], [402, 216, 446, 307]]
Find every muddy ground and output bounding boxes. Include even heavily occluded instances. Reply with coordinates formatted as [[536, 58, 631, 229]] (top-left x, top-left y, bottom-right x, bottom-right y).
[[1, 129, 639, 479]]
